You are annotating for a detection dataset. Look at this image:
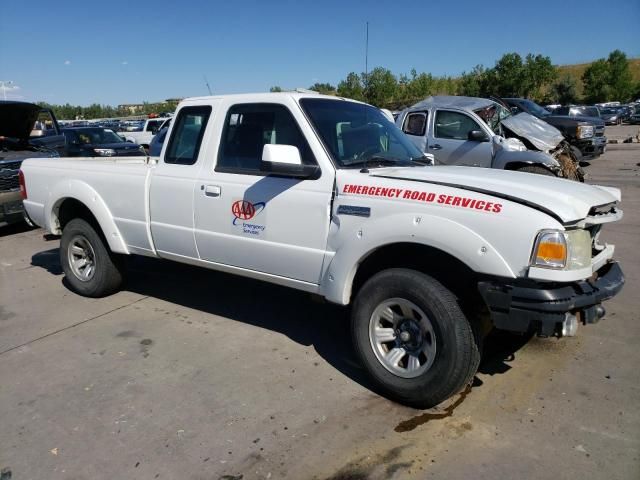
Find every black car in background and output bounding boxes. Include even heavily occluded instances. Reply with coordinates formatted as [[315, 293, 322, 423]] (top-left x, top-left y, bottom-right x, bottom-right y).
[[63, 128, 146, 157], [502, 98, 607, 160]]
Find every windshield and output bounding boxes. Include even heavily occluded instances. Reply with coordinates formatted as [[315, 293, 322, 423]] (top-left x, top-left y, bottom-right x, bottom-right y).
[[474, 103, 511, 134], [580, 107, 600, 117], [299, 98, 425, 168], [71, 128, 125, 144], [520, 99, 550, 117], [600, 108, 616, 114]]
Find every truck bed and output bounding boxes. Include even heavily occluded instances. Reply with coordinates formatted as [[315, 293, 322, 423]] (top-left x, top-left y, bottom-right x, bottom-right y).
[[21, 156, 153, 254]]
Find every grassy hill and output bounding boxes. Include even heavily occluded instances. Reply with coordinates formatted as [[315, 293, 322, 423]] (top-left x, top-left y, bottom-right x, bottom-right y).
[[556, 58, 640, 97]]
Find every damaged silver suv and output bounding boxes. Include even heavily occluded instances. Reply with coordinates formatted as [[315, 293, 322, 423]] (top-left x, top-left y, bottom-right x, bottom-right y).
[[395, 96, 583, 181]]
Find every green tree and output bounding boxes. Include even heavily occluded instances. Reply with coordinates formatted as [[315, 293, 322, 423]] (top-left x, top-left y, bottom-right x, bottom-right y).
[[522, 54, 557, 99], [582, 59, 610, 103], [269, 86, 283, 92], [458, 65, 487, 97], [337, 72, 365, 101], [551, 74, 578, 105], [308, 82, 336, 94], [492, 52, 525, 97], [365, 67, 398, 107], [406, 69, 435, 103], [607, 49, 633, 101]]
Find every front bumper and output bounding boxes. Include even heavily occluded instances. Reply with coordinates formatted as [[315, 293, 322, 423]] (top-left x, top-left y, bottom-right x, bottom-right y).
[[478, 262, 624, 337], [575, 136, 607, 158]]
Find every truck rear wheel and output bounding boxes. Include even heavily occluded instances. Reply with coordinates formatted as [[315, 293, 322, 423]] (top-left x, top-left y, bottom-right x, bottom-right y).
[[60, 218, 125, 297], [351, 269, 480, 408]]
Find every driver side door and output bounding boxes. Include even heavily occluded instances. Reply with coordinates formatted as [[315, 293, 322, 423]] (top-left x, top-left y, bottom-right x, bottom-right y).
[[427, 109, 493, 167], [193, 101, 334, 284]]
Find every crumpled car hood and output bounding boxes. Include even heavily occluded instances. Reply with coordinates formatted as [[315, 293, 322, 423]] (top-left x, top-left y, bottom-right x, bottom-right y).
[[0, 101, 41, 140], [501, 112, 565, 152], [368, 165, 620, 223]]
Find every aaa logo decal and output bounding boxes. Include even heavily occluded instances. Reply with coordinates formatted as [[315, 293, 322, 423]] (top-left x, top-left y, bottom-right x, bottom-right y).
[[232, 200, 265, 225]]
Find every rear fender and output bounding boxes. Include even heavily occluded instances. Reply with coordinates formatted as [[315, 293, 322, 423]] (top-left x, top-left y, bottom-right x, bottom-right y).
[[47, 179, 129, 254]]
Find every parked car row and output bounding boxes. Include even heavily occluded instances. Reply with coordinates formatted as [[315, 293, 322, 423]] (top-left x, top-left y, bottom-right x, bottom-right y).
[[548, 103, 640, 125]]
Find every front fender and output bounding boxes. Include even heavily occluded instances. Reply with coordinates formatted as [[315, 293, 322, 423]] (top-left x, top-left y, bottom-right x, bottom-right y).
[[493, 149, 560, 171], [320, 212, 515, 305], [47, 179, 129, 254]]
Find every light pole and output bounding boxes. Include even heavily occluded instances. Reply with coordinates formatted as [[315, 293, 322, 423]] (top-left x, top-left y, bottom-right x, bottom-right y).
[[0, 81, 14, 100]]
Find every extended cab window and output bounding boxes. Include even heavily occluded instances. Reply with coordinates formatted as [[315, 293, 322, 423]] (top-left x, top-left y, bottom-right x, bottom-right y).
[[164, 106, 211, 165], [402, 112, 427, 136], [216, 103, 315, 174], [434, 110, 482, 140]]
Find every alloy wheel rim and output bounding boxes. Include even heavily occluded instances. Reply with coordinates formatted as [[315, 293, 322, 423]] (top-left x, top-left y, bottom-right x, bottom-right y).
[[368, 298, 437, 378], [68, 235, 96, 282]]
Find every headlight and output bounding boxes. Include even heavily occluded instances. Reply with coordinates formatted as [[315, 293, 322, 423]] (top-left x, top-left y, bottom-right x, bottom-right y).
[[93, 148, 116, 156], [576, 125, 594, 139], [531, 229, 591, 270]]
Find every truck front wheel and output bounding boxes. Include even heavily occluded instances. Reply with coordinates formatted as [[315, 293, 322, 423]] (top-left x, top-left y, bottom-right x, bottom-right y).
[[351, 269, 480, 408], [60, 218, 125, 297]]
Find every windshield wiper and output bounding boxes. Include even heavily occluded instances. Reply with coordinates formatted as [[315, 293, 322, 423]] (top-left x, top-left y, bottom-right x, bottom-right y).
[[343, 156, 410, 172]]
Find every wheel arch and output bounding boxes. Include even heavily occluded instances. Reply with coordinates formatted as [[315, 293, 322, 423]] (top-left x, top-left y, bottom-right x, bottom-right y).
[[351, 242, 479, 302], [47, 181, 129, 254]]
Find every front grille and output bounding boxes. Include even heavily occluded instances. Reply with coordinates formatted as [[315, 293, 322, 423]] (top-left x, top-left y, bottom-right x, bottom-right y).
[[595, 126, 605, 137], [0, 160, 21, 192]]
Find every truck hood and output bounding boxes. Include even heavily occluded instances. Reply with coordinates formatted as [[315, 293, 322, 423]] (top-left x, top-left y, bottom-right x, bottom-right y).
[[500, 112, 565, 152], [0, 101, 41, 140], [367, 166, 620, 223]]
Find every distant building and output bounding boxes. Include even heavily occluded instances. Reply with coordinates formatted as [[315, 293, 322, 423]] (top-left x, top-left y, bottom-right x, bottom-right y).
[[118, 103, 144, 114]]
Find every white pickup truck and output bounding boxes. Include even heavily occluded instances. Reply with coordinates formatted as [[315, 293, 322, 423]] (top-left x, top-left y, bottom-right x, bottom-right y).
[[122, 117, 170, 150], [20, 92, 624, 408]]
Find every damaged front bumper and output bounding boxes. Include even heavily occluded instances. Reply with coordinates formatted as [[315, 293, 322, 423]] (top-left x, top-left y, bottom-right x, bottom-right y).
[[477, 262, 624, 337]]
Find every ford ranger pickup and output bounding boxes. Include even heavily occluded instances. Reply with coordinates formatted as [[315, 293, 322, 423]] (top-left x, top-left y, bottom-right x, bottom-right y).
[[20, 92, 625, 408]]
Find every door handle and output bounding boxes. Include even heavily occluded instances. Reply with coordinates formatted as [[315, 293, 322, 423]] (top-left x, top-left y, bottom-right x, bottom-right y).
[[429, 144, 442, 150], [203, 185, 221, 197]]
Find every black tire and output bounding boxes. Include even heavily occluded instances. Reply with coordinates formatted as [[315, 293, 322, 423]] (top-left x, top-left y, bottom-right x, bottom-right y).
[[515, 165, 556, 176], [351, 269, 481, 408], [60, 218, 125, 297]]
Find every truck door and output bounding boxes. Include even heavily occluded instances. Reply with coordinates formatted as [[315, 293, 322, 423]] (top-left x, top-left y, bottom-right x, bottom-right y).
[[193, 101, 334, 284], [149, 104, 217, 259], [427, 109, 493, 167]]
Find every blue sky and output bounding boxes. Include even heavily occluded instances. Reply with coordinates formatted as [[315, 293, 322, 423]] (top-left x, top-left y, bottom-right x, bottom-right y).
[[1, 0, 638, 105]]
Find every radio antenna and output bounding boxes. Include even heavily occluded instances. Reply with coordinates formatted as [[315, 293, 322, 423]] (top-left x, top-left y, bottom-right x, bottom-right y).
[[203, 75, 213, 95], [364, 21, 369, 102]]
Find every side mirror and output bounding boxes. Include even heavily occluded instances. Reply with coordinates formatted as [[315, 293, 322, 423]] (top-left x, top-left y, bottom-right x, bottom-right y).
[[510, 107, 519, 114], [260, 144, 319, 179], [468, 130, 489, 142]]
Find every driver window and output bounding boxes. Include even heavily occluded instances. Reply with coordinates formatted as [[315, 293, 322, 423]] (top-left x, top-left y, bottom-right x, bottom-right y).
[[402, 112, 427, 136], [216, 103, 316, 174], [164, 106, 211, 165], [434, 110, 482, 140]]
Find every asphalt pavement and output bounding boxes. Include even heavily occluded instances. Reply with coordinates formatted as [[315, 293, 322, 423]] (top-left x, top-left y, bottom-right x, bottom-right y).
[[1, 132, 638, 480]]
